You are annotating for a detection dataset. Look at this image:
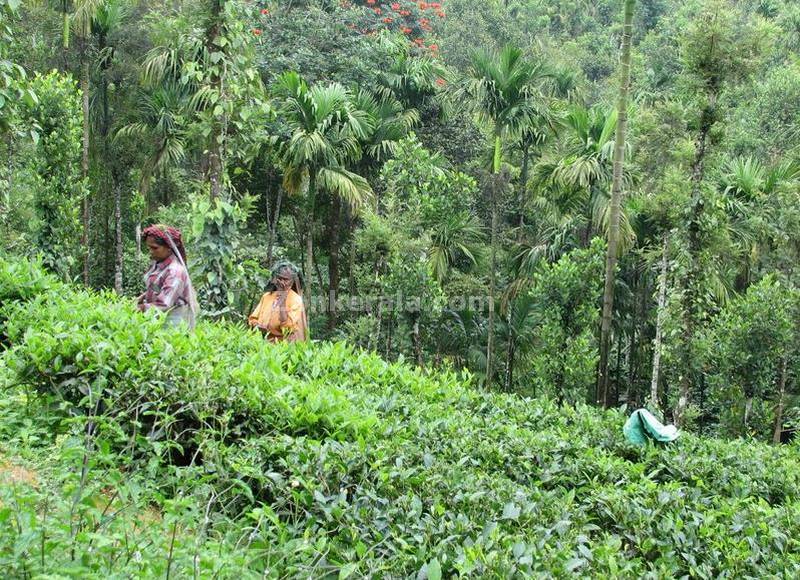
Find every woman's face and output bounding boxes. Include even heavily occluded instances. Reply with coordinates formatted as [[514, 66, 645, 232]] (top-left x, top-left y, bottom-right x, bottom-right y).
[[275, 269, 293, 291], [146, 236, 172, 262]]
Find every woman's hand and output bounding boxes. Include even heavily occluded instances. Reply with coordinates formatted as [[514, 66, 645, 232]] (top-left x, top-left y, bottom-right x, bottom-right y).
[[276, 290, 289, 323]]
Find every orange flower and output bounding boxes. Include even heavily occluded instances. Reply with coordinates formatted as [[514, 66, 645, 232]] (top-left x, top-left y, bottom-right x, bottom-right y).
[[252, 28, 262, 36]]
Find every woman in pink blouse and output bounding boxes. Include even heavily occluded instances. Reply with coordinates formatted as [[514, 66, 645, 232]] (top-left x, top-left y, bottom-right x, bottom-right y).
[[137, 224, 199, 329]]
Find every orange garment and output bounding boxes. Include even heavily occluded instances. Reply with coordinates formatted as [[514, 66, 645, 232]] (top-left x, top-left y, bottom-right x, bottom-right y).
[[248, 290, 307, 342]]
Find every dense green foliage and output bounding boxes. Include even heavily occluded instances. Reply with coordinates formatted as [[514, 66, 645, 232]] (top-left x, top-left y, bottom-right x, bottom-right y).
[[2, 0, 799, 438], [3, 258, 800, 577], [4, 0, 800, 574]]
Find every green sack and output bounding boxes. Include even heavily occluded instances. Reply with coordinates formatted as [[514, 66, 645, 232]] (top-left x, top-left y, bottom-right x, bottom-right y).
[[623, 408, 679, 446]]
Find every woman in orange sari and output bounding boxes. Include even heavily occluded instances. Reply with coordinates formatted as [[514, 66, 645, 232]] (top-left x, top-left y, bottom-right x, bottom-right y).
[[248, 262, 308, 342]]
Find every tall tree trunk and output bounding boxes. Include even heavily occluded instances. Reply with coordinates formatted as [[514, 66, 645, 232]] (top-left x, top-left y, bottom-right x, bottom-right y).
[[304, 174, 317, 318], [369, 259, 384, 353], [486, 133, 504, 386], [81, 51, 91, 286], [517, 143, 530, 228], [348, 217, 357, 297], [625, 275, 639, 405], [486, 172, 499, 387], [327, 194, 342, 331], [104, 194, 112, 281], [597, 0, 635, 407], [205, 0, 223, 201], [135, 223, 142, 261], [674, 100, 716, 428], [773, 357, 789, 444], [649, 234, 669, 412], [411, 314, 423, 367], [114, 184, 123, 293], [385, 314, 393, 359], [98, 32, 123, 293], [504, 312, 516, 392], [266, 187, 283, 266], [743, 396, 753, 432], [315, 260, 326, 302], [62, 6, 70, 49]]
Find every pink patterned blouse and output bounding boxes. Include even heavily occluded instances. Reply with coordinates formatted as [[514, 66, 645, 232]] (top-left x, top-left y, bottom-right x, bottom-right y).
[[137, 255, 192, 313]]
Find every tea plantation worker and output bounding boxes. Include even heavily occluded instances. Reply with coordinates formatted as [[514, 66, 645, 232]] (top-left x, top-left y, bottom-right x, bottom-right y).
[[248, 261, 308, 342], [137, 224, 199, 329]]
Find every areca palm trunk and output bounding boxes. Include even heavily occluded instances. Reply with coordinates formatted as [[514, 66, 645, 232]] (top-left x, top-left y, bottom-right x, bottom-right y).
[[486, 134, 502, 387], [772, 357, 788, 444], [328, 193, 342, 331], [304, 173, 317, 327], [114, 184, 123, 293], [504, 310, 516, 391], [649, 234, 669, 411], [98, 28, 123, 294], [206, 0, 223, 201], [266, 187, 282, 266], [597, 0, 635, 407], [61, 2, 70, 49], [81, 49, 91, 286], [518, 142, 530, 228]]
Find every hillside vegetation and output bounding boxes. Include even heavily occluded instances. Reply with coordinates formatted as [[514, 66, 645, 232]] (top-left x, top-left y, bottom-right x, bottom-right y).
[[3, 0, 800, 442], [2, 257, 800, 577]]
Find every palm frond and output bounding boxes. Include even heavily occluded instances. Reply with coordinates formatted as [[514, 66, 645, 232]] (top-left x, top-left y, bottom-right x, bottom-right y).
[[317, 166, 373, 212]]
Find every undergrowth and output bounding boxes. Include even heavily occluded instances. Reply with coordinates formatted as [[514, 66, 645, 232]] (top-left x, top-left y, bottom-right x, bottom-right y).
[[2, 257, 800, 578]]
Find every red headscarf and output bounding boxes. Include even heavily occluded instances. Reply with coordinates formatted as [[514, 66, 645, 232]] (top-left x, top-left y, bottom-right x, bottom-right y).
[[142, 224, 186, 263]]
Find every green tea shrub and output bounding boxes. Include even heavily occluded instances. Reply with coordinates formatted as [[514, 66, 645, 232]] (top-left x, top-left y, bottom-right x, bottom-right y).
[[3, 256, 800, 577], [0, 255, 61, 308]]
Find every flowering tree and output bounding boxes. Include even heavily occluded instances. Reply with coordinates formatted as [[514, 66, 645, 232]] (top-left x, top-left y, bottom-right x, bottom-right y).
[[345, 0, 445, 53]]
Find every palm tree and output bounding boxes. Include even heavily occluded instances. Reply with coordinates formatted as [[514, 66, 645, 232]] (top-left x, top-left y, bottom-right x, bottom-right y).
[[275, 72, 373, 311], [719, 157, 800, 290], [377, 50, 445, 111], [427, 212, 484, 284], [70, 0, 107, 284], [84, 0, 128, 292], [53, 0, 73, 49], [140, 2, 240, 202], [455, 44, 550, 385], [117, 82, 190, 204], [597, 0, 636, 407], [537, 105, 619, 245], [353, 91, 419, 168], [514, 66, 577, 229], [316, 90, 419, 331]]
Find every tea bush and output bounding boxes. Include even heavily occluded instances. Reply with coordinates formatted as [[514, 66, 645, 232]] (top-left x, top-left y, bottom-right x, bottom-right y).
[[3, 256, 800, 577]]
